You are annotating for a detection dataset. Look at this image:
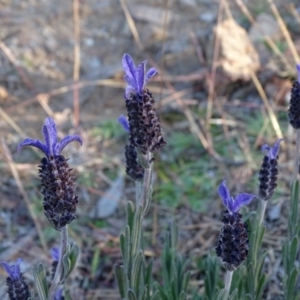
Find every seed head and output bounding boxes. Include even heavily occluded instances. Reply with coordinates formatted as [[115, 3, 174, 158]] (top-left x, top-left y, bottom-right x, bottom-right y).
[[258, 139, 282, 200], [1, 259, 30, 300]]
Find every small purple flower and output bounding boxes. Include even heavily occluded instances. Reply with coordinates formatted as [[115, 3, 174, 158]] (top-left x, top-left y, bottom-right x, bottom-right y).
[[218, 180, 256, 213], [17, 117, 82, 158], [118, 115, 130, 132], [261, 138, 283, 159], [297, 64, 300, 84], [50, 247, 60, 262], [54, 288, 64, 300], [0, 259, 22, 280], [122, 53, 157, 98], [1, 259, 30, 300]]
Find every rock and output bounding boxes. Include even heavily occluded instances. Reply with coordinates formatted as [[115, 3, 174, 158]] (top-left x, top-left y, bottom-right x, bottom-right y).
[[199, 11, 216, 22], [249, 13, 281, 42]]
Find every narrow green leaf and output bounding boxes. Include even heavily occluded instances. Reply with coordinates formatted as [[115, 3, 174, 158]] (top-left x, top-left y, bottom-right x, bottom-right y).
[[256, 274, 267, 300], [127, 289, 137, 300], [127, 201, 135, 234], [290, 237, 299, 266], [143, 186, 153, 215], [91, 246, 100, 277], [114, 264, 129, 299], [131, 251, 144, 297], [32, 263, 48, 300], [289, 181, 299, 236], [62, 243, 80, 279], [131, 205, 143, 257], [287, 268, 299, 300]]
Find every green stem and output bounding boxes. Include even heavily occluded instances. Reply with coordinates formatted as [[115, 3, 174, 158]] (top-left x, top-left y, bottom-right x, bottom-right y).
[[48, 226, 68, 300], [257, 199, 267, 226], [224, 270, 233, 299], [293, 129, 300, 181], [138, 152, 153, 211]]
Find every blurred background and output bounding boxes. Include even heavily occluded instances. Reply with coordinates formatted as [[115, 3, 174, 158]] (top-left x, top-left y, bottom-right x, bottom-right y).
[[0, 0, 299, 298]]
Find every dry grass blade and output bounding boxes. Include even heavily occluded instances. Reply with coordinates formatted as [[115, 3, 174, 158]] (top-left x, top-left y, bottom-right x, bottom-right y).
[[0, 139, 48, 253], [288, 3, 300, 27], [0, 39, 35, 92], [250, 71, 284, 142], [267, 0, 300, 64], [73, 0, 81, 128], [119, 0, 143, 50]]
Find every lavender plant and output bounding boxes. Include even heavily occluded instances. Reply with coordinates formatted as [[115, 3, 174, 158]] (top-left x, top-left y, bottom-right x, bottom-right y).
[[115, 54, 190, 300], [282, 63, 300, 300], [9, 117, 82, 300], [215, 180, 255, 299]]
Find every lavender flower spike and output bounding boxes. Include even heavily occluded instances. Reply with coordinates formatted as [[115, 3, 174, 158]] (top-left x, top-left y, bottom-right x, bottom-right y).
[[122, 53, 157, 98], [216, 181, 255, 271], [259, 139, 283, 200], [122, 54, 166, 154], [288, 65, 300, 129], [1, 259, 30, 300], [17, 117, 82, 157], [18, 117, 82, 230], [218, 180, 256, 213]]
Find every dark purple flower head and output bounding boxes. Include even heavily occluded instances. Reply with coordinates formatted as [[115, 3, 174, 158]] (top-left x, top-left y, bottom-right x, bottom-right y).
[[0, 259, 22, 280], [218, 180, 256, 214], [50, 247, 60, 262], [17, 117, 82, 158], [118, 115, 130, 132], [122, 53, 157, 98], [261, 138, 283, 159]]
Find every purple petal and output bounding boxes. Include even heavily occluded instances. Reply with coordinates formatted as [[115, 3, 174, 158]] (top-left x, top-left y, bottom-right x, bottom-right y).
[[17, 138, 48, 155], [122, 54, 136, 85], [136, 61, 147, 95], [296, 64, 300, 84], [261, 139, 283, 159], [55, 288, 64, 300], [42, 117, 58, 156], [146, 67, 158, 81], [218, 180, 231, 208], [125, 86, 134, 99], [55, 134, 83, 155], [0, 258, 22, 280], [232, 193, 256, 212], [118, 115, 130, 132], [124, 74, 137, 92], [50, 247, 60, 261]]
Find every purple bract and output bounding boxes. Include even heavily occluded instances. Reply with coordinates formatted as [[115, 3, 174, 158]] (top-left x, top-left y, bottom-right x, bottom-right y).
[[0, 258, 22, 280], [50, 247, 60, 261], [118, 114, 130, 132], [261, 139, 283, 160], [296, 64, 300, 84], [122, 53, 157, 98], [218, 180, 256, 213], [17, 117, 82, 158]]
